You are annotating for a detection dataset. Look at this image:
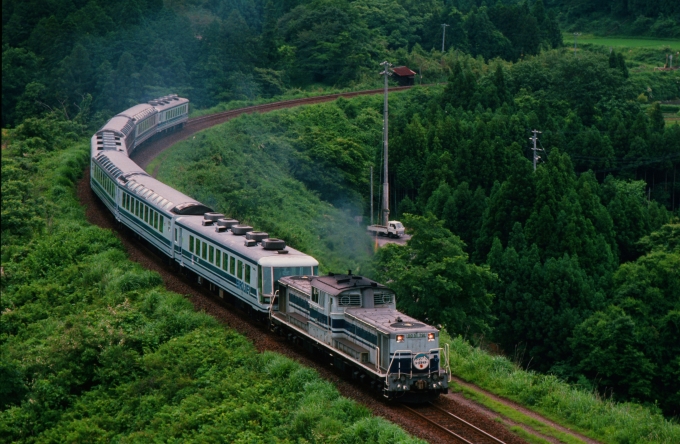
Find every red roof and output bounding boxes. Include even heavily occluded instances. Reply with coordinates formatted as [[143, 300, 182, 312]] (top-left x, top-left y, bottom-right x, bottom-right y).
[[392, 66, 416, 77]]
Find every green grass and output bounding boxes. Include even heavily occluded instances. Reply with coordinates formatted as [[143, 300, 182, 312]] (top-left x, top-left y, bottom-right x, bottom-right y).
[[563, 34, 680, 50], [508, 426, 553, 444], [440, 332, 680, 444], [1, 122, 425, 443], [452, 383, 587, 444], [155, 94, 401, 274]]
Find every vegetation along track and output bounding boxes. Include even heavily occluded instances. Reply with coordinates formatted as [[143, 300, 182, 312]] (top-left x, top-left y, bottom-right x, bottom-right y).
[[404, 402, 508, 444], [131, 85, 415, 170], [83, 88, 529, 444]]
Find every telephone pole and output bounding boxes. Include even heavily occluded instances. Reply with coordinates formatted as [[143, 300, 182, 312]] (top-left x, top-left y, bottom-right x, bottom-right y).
[[370, 166, 374, 225], [441, 24, 449, 53], [380, 61, 392, 226], [531, 129, 542, 171], [573, 32, 581, 55]]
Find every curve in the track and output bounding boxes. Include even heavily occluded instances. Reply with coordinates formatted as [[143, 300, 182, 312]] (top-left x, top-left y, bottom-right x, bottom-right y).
[[130, 85, 415, 171]]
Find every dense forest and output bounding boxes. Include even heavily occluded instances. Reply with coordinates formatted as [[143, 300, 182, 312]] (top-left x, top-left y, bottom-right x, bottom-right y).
[[549, 0, 680, 36], [2, 0, 680, 438], [2, 0, 567, 127], [369, 46, 680, 415]]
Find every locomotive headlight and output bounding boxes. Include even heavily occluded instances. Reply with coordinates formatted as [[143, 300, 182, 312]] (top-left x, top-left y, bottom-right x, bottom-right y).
[[396, 335, 404, 343], [427, 332, 435, 341]]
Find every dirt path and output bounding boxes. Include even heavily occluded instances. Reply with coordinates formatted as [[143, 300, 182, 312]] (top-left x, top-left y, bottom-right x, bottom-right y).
[[448, 377, 601, 444]]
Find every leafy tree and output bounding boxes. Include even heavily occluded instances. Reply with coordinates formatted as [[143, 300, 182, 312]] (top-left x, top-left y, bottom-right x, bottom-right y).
[[463, 7, 512, 61], [374, 213, 496, 336], [570, 223, 680, 413]]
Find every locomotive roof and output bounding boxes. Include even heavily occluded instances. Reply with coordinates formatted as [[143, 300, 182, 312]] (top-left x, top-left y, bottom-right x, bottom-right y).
[[345, 307, 438, 334], [278, 275, 313, 294], [177, 216, 318, 266], [311, 273, 390, 297]]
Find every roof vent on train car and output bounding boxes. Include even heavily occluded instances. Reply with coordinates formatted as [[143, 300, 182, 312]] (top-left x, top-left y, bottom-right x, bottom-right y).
[[244, 239, 257, 247], [215, 225, 228, 233], [204, 212, 224, 221], [217, 218, 239, 229], [202, 219, 214, 226], [246, 231, 268, 242], [262, 238, 286, 250], [231, 225, 253, 235]]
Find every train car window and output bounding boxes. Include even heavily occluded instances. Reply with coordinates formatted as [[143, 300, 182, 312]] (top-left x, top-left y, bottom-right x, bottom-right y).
[[201, 241, 207, 260], [258, 267, 263, 294], [144, 205, 149, 223], [237, 260, 243, 279], [263, 267, 272, 295], [222, 252, 228, 271], [189, 235, 194, 253], [244, 265, 251, 284], [215, 249, 221, 267], [159, 215, 164, 233], [196, 239, 200, 255], [135, 200, 140, 217], [175, 228, 178, 242], [229, 256, 235, 275], [209, 246, 214, 263], [153, 211, 158, 229]]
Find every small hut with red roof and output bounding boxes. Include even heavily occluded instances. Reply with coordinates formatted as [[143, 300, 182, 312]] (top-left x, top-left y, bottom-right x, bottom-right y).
[[391, 66, 417, 86]]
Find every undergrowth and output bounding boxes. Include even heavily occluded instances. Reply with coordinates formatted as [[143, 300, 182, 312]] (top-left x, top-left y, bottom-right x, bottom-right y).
[[441, 332, 680, 444], [0, 128, 422, 443]]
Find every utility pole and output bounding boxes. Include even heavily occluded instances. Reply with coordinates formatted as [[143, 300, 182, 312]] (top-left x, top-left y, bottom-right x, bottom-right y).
[[531, 129, 542, 171], [370, 166, 374, 225], [380, 61, 392, 226], [573, 32, 581, 55], [441, 24, 449, 53]]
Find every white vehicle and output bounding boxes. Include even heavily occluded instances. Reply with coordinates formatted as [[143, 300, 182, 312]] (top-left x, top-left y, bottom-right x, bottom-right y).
[[367, 221, 405, 238]]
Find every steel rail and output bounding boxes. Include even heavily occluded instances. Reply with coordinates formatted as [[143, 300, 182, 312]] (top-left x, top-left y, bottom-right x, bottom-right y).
[[186, 86, 416, 126], [401, 404, 475, 444], [428, 402, 507, 444]]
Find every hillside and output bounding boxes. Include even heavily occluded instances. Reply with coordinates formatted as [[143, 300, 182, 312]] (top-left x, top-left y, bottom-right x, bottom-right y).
[[0, 126, 426, 443], [3, 0, 680, 442]]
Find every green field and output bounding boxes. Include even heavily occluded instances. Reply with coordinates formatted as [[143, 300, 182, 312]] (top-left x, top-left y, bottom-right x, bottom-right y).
[[563, 34, 680, 50]]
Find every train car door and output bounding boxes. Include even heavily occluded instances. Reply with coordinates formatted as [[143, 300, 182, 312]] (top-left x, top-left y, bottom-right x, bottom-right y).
[[379, 333, 390, 371], [175, 226, 183, 265]]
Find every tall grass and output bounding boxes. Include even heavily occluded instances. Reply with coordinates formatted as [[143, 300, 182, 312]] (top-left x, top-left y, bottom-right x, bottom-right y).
[[441, 332, 680, 444], [156, 104, 380, 274], [1, 127, 424, 443]]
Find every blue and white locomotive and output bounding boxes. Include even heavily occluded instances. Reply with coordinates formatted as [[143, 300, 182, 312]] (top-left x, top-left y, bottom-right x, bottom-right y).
[[89, 96, 450, 400]]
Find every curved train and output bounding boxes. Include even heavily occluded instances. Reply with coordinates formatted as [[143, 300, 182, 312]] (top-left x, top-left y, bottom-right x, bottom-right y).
[[90, 95, 450, 401]]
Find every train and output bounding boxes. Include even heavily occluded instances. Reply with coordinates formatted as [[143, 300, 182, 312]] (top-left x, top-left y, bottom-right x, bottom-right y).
[[90, 95, 450, 401]]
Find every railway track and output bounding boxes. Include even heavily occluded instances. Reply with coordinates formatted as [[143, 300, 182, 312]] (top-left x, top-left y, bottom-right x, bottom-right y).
[[131, 85, 415, 170], [403, 402, 508, 444], [115, 85, 530, 444]]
